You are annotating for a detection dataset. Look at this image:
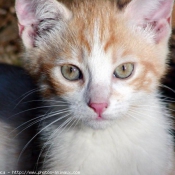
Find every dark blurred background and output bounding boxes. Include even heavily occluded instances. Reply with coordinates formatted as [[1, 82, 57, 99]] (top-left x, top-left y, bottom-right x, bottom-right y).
[[0, 0, 175, 130], [0, 0, 21, 64]]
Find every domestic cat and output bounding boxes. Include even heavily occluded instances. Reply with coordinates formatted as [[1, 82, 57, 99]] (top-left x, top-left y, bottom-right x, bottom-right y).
[[0, 64, 40, 171], [15, 0, 175, 174]]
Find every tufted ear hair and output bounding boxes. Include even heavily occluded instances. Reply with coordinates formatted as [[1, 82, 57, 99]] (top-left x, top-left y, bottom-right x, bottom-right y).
[[124, 0, 174, 43], [15, 0, 72, 48]]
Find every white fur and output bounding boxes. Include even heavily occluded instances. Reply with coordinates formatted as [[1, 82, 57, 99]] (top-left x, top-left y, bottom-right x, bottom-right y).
[[42, 95, 174, 175], [15, 0, 174, 174], [43, 24, 174, 174]]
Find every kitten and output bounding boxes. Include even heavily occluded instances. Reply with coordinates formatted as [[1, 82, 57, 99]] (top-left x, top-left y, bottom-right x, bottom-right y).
[[15, 0, 175, 174], [0, 64, 40, 171]]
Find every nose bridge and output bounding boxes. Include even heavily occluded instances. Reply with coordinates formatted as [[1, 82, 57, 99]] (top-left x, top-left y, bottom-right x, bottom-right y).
[[86, 36, 112, 103], [90, 83, 109, 100], [88, 68, 111, 103]]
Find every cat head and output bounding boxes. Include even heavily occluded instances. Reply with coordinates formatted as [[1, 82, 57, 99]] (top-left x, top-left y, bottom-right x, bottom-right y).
[[15, 0, 174, 129]]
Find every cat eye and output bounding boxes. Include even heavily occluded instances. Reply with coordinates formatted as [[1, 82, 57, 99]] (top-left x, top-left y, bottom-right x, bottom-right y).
[[114, 63, 134, 79], [61, 65, 82, 81]]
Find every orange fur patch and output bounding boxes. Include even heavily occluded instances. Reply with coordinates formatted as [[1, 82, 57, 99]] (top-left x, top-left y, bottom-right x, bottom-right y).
[[24, 0, 168, 96]]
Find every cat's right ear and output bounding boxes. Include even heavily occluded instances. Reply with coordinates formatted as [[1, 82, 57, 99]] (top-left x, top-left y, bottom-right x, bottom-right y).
[[15, 0, 72, 49], [124, 0, 174, 43]]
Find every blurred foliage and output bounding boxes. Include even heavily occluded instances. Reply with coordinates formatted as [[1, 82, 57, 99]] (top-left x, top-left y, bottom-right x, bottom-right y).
[[0, 0, 22, 65]]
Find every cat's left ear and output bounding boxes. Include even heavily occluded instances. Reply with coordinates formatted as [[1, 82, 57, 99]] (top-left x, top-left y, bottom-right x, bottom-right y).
[[124, 0, 174, 43], [15, 0, 72, 49]]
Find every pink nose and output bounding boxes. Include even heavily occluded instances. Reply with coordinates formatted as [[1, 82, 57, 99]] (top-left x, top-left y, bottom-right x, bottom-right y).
[[89, 103, 108, 115]]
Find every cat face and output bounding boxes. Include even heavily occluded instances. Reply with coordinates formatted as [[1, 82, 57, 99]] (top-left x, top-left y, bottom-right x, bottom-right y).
[[15, 0, 173, 129]]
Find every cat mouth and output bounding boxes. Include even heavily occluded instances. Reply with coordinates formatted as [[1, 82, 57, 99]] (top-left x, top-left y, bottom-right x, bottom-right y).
[[95, 116, 106, 121], [91, 114, 110, 122], [89, 113, 111, 122], [85, 117, 112, 129]]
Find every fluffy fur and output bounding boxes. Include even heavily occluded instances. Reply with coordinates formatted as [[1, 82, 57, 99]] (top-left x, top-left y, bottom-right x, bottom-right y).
[[15, 0, 175, 174]]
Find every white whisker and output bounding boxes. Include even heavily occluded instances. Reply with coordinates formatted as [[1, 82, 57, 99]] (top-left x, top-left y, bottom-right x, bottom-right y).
[[22, 99, 69, 105], [42, 116, 75, 167], [43, 117, 81, 170], [14, 87, 42, 109], [9, 104, 69, 119], [17, 112, 72, 164], [13, 109, 71, 138], [159, 84, 175, 94]]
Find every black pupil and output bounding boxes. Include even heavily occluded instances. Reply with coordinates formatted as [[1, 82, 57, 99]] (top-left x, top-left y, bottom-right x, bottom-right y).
[[122, 65, 126, 72], [70, 67, 74, 73]]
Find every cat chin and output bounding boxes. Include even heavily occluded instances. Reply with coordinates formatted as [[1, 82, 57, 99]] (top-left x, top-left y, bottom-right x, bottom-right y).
[[83, 119, 113, 130]]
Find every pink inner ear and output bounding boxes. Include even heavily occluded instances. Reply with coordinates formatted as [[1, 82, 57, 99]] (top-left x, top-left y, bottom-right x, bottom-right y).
[[147, 0, 173, 43], [167, 17, 171, 25], [151, 0, 173, 21], [16, 0, 37, 26], [126, 0, 174, 43], [154, 20, 169, 43], [18, 23, 24, 37]]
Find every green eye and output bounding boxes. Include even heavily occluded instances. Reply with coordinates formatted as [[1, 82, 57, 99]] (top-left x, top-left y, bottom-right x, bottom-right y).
[[61, 65, 82, 81], [114, 63, 134, 79]]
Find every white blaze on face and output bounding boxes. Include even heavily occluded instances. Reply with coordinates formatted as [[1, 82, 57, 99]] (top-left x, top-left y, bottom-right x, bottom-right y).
[[87, 22, 112, 104]]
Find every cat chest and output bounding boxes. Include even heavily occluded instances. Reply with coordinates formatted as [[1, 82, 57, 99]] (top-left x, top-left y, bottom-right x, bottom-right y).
[[47, 126, 170, 175]]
